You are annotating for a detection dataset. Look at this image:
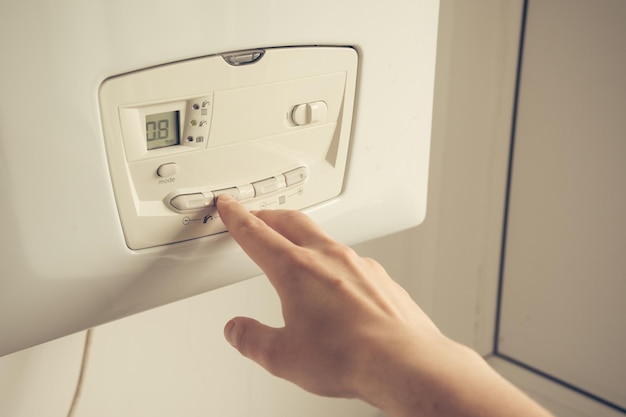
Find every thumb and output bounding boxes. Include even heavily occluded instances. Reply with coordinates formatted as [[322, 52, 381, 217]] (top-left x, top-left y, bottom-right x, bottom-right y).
[[224, 317, 283, 369]]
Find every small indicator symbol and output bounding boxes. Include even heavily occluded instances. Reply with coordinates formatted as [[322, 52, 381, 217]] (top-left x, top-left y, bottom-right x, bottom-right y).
[[289, 187, 304, 197], [196, 136, 205, 143], [182, 216, 191, 225], [201, 108, 208, 115], [202, 100, 211, 107], [279, 195, 286, 205], [203, 214, 213, 224]]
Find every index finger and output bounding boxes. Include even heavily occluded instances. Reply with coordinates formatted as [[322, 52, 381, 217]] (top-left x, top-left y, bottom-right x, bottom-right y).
[[216, 194, 296, 280], [252, 209, 334, 249]]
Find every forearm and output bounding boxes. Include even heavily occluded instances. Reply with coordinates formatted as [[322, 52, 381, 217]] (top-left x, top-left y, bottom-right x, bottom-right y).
[[358, 333, 553, 417]]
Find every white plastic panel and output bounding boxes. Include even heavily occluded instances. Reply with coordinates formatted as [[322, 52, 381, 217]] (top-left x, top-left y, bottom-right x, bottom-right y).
[[100, 47, 357, 249], [0, 0, 439, 356]]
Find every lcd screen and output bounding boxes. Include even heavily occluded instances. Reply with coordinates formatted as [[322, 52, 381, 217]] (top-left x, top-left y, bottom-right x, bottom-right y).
[[146, 111, 180, 150]]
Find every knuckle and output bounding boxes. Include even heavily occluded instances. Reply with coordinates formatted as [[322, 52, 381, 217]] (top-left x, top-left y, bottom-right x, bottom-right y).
[[282, 247, 317, 274], [362, 256, 384, 271], [234, 214, 264, 236], [323, 243, 362, 269], [256, 345, 283, 376], [280, 209, 306, 221], [249, 336, 286, 379], [257, 208, 304, 224], [229, 321, 285, 378], [330, 243, 358, 261]]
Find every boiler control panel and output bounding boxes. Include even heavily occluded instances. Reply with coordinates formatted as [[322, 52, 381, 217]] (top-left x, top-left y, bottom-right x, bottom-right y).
[[99, 46, 358, 249]]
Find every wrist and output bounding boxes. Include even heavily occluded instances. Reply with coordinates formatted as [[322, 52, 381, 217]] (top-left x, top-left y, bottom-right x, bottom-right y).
[[355, 331, 553, 417], [352, 327, 462, 417]]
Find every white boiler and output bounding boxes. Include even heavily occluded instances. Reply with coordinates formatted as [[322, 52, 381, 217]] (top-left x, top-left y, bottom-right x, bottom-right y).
[[0, 1, 439, 356]]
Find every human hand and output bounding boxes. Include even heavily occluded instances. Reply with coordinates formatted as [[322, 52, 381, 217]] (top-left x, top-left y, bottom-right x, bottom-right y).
[[216, 195, 441, 397], [216, 195, 554, 417]]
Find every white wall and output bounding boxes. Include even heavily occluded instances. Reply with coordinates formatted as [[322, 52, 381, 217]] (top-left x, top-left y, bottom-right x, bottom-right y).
[[0, 333, 86, 417], [0, 1, 526, 416], [355, 0, 522, 354]]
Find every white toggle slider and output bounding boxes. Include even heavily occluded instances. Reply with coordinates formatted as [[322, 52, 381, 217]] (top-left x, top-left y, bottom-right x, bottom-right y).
[[291, 101, 327, 126]]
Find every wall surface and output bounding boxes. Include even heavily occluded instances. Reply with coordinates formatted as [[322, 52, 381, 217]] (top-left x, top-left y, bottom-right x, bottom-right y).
[[0, 333, 85, 417], [498, 0, 626, 412], [356, 0, 522, 352]]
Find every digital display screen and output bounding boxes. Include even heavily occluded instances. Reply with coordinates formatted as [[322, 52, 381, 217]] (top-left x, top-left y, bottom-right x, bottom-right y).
[[146, 111, 180, 150]]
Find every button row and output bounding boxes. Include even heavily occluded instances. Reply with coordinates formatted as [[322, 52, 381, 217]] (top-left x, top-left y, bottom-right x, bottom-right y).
[[168, 166, 308, 211]]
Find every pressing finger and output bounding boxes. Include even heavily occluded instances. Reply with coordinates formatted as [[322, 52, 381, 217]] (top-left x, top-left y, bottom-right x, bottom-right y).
[[252, 209, 333, 248], [216, 194, 295, 280]]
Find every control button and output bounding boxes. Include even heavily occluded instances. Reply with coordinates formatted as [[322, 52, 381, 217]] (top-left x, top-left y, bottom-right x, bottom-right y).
[[170, 193, 212, 211], [308, 101, 327, 124], [236, 184, 256, 200], [283, 166, 309, 186], [252, 176, 287, 196], [291, 104, 309, 126], [213, 184, 256, 204], [213, 187, 241, 202], [290, 101, 328, 126], [157, 163, 179, 178]]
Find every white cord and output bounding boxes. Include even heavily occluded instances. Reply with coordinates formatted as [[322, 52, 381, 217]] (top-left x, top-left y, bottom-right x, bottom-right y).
[[67, 328, 93, 417]]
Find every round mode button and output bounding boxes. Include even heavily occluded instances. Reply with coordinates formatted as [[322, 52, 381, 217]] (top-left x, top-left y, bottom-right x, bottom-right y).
[[157, 162, 179, 177]]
